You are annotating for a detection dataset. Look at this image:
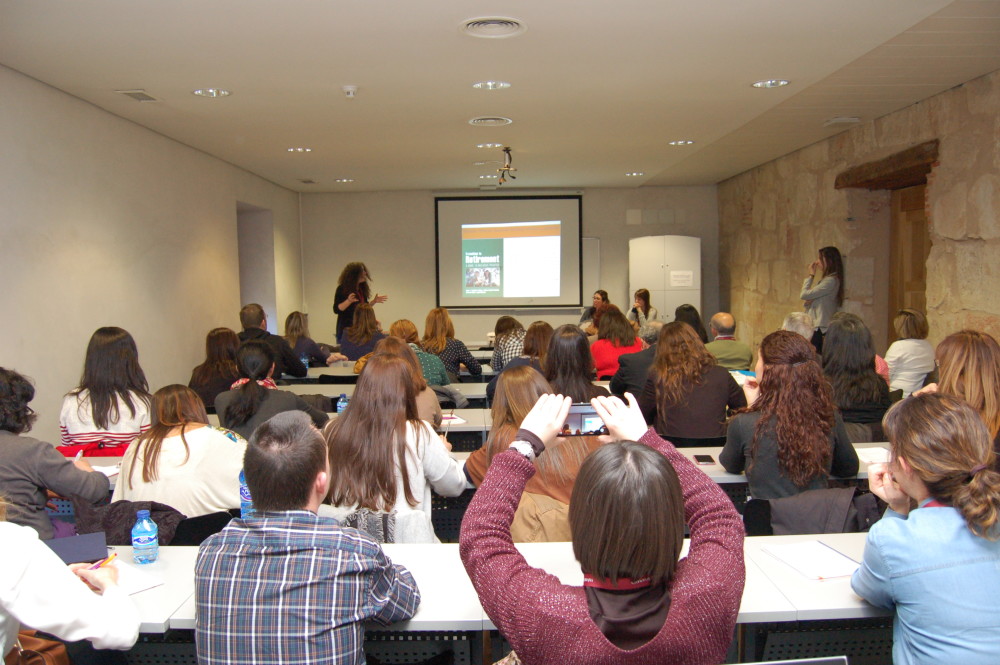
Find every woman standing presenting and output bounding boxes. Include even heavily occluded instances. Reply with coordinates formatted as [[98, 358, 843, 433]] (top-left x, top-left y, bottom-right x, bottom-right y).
[[333, 262, 388, 342], [800, 246, 844, 353]]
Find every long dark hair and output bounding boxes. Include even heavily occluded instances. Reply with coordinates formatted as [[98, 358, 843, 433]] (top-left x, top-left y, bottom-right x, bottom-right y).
[[597, 306, 634, 347], [746, 331, 835, 487], [191, 328, 239, 385], [544, 325, 596, 402], [127, 385, 209, 488], [323, 354, 423, 511], [674, 304, 709, 343], [822, 313, 887, 409], [223, 341, 274, 427], [338, 261, 371, 302], [71, 327, 150, 429], [522, 321, 554, 367], [634, 288, 651, 318], [819, 246, 845, 306]]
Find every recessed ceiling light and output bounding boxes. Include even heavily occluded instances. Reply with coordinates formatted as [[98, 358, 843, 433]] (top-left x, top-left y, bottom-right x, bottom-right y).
[[287, 147, 312, 153], [334, 178, 354, 183], [469, 116, 513, 127], [668, 140, 695, 146], [476, 143, 505, 149], [472, 81, 511, 91], [751, 79, 789, 89], [479, 174, 499, 179], [192, 88, 231, 98], [625, 172, 645, 177]]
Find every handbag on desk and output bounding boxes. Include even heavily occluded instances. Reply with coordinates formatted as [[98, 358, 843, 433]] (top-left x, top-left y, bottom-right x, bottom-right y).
[[3, 631, 69, 665]]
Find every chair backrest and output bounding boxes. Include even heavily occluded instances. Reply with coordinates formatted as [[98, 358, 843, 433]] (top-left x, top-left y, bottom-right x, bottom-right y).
[[171, 511, 234, 546], [744, 487, 882, 536], [663, 435, 727, 448]]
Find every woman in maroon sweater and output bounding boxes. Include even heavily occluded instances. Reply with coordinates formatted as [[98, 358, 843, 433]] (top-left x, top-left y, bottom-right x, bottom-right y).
[[459, 393, 745, 664]]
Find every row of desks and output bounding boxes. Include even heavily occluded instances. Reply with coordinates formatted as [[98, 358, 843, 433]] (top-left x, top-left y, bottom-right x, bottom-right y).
[[120, 532, 885, 634]]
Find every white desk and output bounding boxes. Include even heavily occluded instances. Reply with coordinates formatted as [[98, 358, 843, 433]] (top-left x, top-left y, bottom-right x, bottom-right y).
[[285, 382, 489, 402], [111, 545, 199, 633], [678, 443, 889, 484]]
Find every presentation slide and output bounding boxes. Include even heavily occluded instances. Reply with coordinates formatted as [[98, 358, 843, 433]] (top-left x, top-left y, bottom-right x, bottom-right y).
[[436, 196, 582, 308]]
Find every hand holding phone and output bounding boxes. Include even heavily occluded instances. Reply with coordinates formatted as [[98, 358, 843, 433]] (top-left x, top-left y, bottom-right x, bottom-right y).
[[590, 393, 648, 442]]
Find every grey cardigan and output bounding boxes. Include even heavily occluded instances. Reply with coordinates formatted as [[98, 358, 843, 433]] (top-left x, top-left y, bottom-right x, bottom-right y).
[[799, 274, 840, 331], [0, 430, 110, 539]]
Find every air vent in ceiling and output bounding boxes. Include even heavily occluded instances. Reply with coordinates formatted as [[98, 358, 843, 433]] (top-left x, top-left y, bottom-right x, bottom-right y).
[[469, 116, 513, 127], [461, 17, 526, 39], [298, 179, 317, 185], [115, 89, 160, 103]]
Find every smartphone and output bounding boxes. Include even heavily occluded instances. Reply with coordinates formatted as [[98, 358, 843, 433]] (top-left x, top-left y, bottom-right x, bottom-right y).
[[559, 403, 609, 437], [694, 454, 715, 465]]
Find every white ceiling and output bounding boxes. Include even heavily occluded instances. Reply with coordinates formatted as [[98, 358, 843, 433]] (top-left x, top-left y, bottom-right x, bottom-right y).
[[2, 0, 999, 192]]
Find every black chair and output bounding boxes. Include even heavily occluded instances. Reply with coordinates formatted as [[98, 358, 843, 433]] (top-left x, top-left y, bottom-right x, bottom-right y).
[[170, 511, 234, 545], [661, 435, 727, 448], [317, 373, 357, 384]]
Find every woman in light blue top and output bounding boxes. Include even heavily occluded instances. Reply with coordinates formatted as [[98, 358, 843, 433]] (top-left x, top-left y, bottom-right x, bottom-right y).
[[851, 393, 1000, 665], [799, 246, 843, 353]]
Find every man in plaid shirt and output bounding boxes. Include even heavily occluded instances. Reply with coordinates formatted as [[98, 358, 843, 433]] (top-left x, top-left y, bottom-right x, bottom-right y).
[[195, 411, 420, 665]]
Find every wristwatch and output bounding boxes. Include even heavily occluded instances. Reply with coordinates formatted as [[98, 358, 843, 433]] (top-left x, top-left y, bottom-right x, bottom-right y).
[[508, 441, 536, 461]]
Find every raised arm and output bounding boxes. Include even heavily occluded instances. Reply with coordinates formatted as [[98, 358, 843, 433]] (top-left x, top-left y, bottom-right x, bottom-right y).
[[800, 274, 838, 301]]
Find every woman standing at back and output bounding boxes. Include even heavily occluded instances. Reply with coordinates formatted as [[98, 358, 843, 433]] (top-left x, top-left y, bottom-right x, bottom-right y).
[[189, 327, 241, 410], [59, 327, 151, 457], [544, 325, 610, 403], [720, 330, 857, 499], [421, 307, 481, 381], [800, 246, 844, 353], [638, 321, 746, 443]]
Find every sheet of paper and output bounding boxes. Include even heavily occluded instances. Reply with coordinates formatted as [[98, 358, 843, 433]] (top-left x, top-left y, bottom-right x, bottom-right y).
[[856, 447, 890, 465], [114, 561, 166, 595], [762, 540, 860, 580], [91, 464, 121, 478], [441, 415, 467, 425]]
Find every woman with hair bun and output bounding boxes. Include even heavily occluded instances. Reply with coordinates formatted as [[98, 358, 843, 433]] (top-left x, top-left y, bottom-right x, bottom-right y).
[[720, 330, 857, 499], [852, 393, 1000, 665]]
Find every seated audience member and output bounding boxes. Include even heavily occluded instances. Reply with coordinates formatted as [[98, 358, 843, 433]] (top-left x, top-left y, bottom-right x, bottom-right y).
[[884, 309, 935, 397], [638, 322, 746, 441], [1, 496, 140, 657], [1, 368, 109, 539], [590, 306, 643, 380], [372, 337, 442, 428], [487, 321, 554, 403], [822, 313, 891, 441], [852, 393, 1000, 665], [491, 316, 525, 373], [389, 319, 450, 386], [284, 311, 345, 367], [720, 331, 857, 499], [610, 321, 663, 398], [917, 329, 1000, 461], [674, 303, 709, 343], [322, 354, 465, 543], [579, 289, 609, 325], [196, 412, 419, 664], [544, 325, 611, 403], [339, 303, 387, 361], [460, 394, 744, 663], [781, 311, 815, 341], [466, 366, 603, 541], [113, 385, 246, 517], [216, 342, 328, 440], [189, 327, 241, 410], [704, 312, 753, 371], [238, 303, 307, 378], [59, 326, 151, 457], [421, 307, 482, 381], [626, 288, 659, 330]]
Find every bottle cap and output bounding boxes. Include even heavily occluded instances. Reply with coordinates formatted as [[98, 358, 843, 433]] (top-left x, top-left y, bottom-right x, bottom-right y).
[[137, 509, 150, 519]]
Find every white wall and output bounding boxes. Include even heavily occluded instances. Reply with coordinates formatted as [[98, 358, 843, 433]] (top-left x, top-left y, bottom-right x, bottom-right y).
[[300, 187, 719, 343], [0, 65, 302, 443]]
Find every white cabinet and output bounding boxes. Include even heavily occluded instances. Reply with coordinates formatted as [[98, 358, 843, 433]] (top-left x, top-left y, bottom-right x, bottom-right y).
[[628, 235, 701, 321]]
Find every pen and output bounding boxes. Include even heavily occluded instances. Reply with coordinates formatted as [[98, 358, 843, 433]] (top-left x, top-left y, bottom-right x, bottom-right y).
[[74, 450, 84, 461], [89, 552, 117, 570]]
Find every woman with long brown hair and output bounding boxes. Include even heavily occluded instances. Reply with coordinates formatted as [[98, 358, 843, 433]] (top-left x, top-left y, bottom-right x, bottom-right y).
[[800, 245, 845, 353], [339, 303, 387, 360], [852, 393, 1000, 664], [284, 311, 345, 367], [388, 319, 450, 386], [486, 320, 554, 403], [189, 327, 241, 410], [420, 307, 481, 380], [590, 306, 642, 379], [638, 321, 745, 442], [627, 288, 659, 330], [322, 354, 465, 543], [721, 330, 856, 498], [822, 313, 891, 441], [371, 336, 442, 428], [333, 261, 388, 342], [114, 384, 246, 517], [466, 365, 605, 541], [544, 325, 610, 403]]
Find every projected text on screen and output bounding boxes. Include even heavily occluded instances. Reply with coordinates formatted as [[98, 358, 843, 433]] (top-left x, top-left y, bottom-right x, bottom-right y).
[[461, 221, 561, 298]]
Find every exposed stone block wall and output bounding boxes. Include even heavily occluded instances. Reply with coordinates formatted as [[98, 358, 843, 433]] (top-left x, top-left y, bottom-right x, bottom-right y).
[[718, 68, 1000, 352]]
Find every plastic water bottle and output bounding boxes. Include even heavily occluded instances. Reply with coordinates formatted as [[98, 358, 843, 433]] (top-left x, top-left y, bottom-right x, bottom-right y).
[[336, 393, 349, 414], [300, 352, 310, 369], [239, 469, 254, 519], [131, 510, 159, 564]]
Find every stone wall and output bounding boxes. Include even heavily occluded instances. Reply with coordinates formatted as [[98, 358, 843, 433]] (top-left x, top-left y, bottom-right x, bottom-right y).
[[718, 68, 1000, 353]]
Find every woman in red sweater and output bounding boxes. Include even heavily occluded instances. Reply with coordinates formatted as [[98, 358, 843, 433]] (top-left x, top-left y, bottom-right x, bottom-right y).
[[459, 393, 745, 664], [590, 306, 642, 380]]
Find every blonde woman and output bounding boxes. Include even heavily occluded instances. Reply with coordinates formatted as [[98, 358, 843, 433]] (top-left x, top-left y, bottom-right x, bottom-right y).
[[284, 311, 345, 366]]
